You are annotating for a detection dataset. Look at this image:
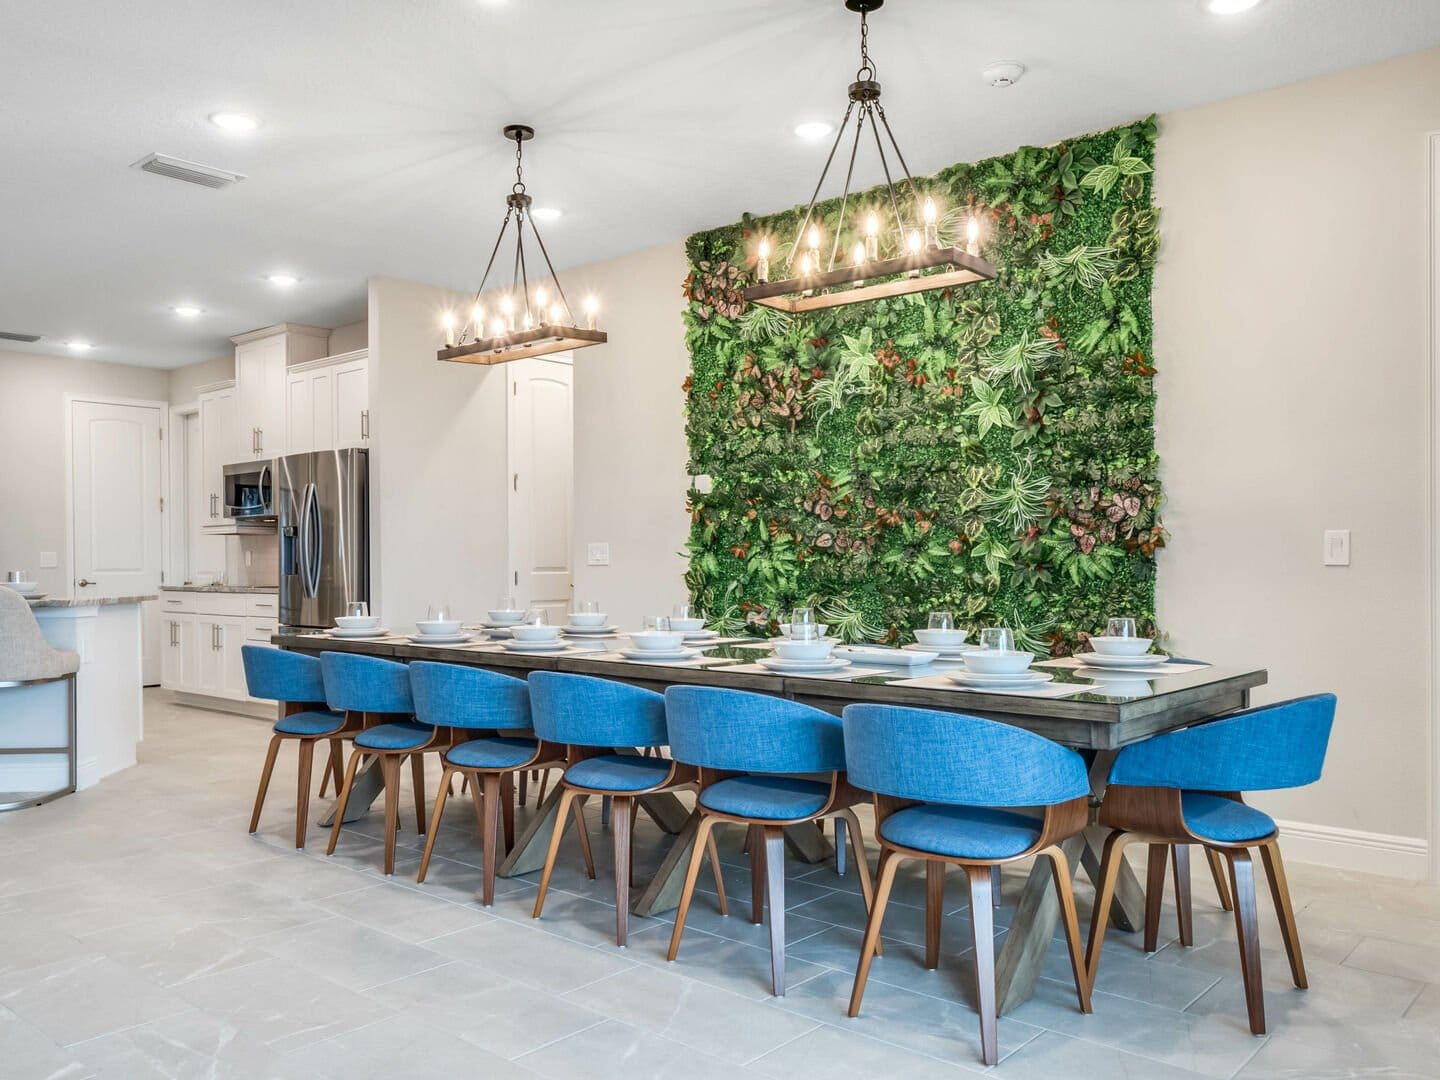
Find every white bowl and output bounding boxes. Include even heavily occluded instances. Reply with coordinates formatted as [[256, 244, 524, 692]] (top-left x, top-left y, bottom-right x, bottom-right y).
[[4, 581, 39, 595], [416, 619, 463, 636], [963, 649, 1035, 675], [668, 617, 704, 632], [628, 630, 686, 652], [335, 615, 380, 631], [486, 609, 526, 626], [914, 628, 970, 648], [1088, 635, 1153, 657], [780, 623, 829, 638], [772, 638, 836, 662], [567, 612, 608, 628], [511, 624, 562, 642]]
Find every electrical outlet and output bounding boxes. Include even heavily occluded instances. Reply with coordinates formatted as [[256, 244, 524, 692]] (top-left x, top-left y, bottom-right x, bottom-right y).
[[1323, 529, 1350, 567], [587, 542, 610, 567], [39, 551, 57, 569]]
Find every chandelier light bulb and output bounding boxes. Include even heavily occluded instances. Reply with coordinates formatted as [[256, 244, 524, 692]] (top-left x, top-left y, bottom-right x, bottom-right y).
[[807, 224, 822, 252], [491, 317, 507, 338], [535, 285, 548, 309], [756, 237, 771, 284], [923, 198, 940, 247], [442, 312, 456, 347], [864, 211, 880, 260], [584, 295, 599, 331], [966, 216, 980, 255], [472, 304, 484, 329], [852, 241, 866, 266], [549, 302, 562, 325]]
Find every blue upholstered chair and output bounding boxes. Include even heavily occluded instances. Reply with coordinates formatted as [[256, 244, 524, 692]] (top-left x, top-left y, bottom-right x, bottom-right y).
[[242, 646, 354, 849], [842, 703, 1093, 1067], [409, 661, 570, 905], [528, 671, 727, 947], [664, 686, 879, 995], [322, 652, 442, 876], [1087, 693, 1336, 1036]]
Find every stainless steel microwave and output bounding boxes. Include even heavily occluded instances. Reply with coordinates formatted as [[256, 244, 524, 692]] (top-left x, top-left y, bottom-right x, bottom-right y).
[[222, 459, 277, 523]]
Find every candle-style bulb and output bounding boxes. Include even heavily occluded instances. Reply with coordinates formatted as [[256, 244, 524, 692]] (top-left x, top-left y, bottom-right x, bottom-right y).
[[758, 238, 770, 258], [907, 230, 922, 253], [865, 212, 878, 237], [442, 312, 455, 347], [923, 199, 937, 224], [549, 302, 562, 325], [584, 295, 599, 331], [807, 224, 821, 251], [500, 293, 515, 332], [535, 285, 548, 309], [852, 241, 866, 266], [756, 237, 770, 284], [923, 198, 939, 248], [864, 211, 880, 261], [966, 216, 980, 255], [491, 316, 507, 338]]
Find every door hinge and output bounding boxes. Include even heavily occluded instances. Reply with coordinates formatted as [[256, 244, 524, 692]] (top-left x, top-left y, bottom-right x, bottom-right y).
[[159, 496, 165, 512], [513, 473, 518, 491], [512, 381, 518, 396], [514, 570, 519, 586], [158, 427, 164, 441]]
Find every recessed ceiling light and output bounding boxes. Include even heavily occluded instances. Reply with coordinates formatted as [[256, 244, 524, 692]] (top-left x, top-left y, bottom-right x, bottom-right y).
[[794, 121, 835, 141], [1204, 0, 1262, 13], [209, 111, 259, 133], [531, 206, 563, 222], [265, 273, 300, 287], [65, 341, 94, 351], [172, 305, 203, 317]]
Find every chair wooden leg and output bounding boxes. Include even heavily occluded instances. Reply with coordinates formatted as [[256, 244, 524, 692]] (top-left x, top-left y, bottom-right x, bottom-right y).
[[749, 824, 766, 925], [965, 864, 999, 1067], [1259, 840, 1307, 989], [763, 825, 787, 996], [1144, 843, 1168, 953], [481, 774, 502, 906], [499, 771, 516, 851], [318, 738, 340, 798], [1084, 829, 1134, 985], [849, 849, 900, 1017], [411, 753, 427, 835], [601, 794, 612, 828], [611, 796, 634, 946], [1172, 844, 1194, 947], [468, 771, 486, 836], [839, 808, 881, 957], [518, 769, 528, 805], [536, 768, 550, 806], [325, 749, 364, 856], [533, 787, 579, 919], [834, 815, 847, 877], [1207, 846, 1234, 911], [294, 739, 314, 849], [571, 791, 596, 879], [1225, 847, 1266, 1035], [925, 860, 945, 970], [1045, 847, 1092, 1014], [380, 755, 401, 876], [705, 821, 729, 915], [668, 814, 720, 961], [249, 734, 283, 833], [417, 765, 454, 883]]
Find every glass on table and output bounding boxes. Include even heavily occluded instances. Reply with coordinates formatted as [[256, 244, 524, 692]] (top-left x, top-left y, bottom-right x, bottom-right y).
[[927, 611, 955, 632], [497, 595, 518, 612], [578, 600, 601, 615], [978, 627, 1015, 651], [672, 603, 701, 620], [642, 614, 671, 632], [1106, 617, 1138, 638], [522, 607, 548, 627], [427, 603, 452, 622], [344, 601, 369, 619]]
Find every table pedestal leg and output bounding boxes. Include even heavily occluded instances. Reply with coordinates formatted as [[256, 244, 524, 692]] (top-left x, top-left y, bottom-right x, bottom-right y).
[[1080, 826, 1145, 932], [636, 791, 689, 835], [633, 810, 704, 917], [319, 758, 384, 827], [497, 786, 574, 877]]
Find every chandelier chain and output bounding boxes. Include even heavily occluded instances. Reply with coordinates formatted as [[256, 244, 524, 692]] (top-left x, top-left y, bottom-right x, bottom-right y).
[[513, 133, 527, 195], [856, 8, 875, 81]]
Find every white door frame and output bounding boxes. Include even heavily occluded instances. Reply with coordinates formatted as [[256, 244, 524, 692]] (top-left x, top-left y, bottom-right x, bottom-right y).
[[506, 353, 574, 615], [168, 402, 198, 586], [1428, 131, 1440, 883]]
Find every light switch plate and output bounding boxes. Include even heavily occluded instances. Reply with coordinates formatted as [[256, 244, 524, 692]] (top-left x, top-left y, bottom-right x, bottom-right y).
[[39, 551, 57, 569], [1323, 529, 1351, 567], [587, 542, 610, 567]]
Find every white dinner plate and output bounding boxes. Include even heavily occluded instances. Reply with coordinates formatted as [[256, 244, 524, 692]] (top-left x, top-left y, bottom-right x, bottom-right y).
[[407, 634, 473, 645], [502, 639, 568, 652], [562, 624, 621, 636], [329, 627, 391, 639], [1077, 652, 1160, 669], [480, 620, 525, 630], [946, 671, 1054, 689], [758, 657, 852, 674], [903, 642, 973, 660], [619, 647, 698, 662], [21, 593, 49, 601], [836, 645, 938, 667], [680, 628, 719, 641]]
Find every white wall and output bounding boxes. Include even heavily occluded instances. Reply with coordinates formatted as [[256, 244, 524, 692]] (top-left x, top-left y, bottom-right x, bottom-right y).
[[1154, 46, 1440, 871], [367, 276, 509, 628], [0, 349, 169, 595], [167, 354, 233, 406]]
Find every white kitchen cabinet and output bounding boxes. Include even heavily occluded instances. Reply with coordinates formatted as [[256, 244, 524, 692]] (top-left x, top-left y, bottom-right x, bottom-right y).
[[159, 591, 275, 705], [198, 382, 237, 523], [284, 349, 369, 454], [232, 324, 330, 459], [160, 613, 195, 690], [285, 366, 333, 455], [332, 355, 369, 448]]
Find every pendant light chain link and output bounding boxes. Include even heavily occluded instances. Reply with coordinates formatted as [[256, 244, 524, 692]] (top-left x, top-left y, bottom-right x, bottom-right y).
[[856, 8, 875, 81], [512, 132, 527, 195]]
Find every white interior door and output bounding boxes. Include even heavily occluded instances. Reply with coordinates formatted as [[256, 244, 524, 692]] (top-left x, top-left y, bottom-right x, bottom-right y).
[[507, 356, 574, 621], [71, 399, 163, 684]]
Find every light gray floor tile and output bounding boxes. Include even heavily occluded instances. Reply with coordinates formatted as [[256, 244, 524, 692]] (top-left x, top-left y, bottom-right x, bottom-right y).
[[254, 915, 451, 991], [992, 1030, 1217, 1079], [67, 1008, 304, 1079], [748, 1021, 986, 1078], [314, 880, 492, 943], [514, 1018, 751, 1080], [0, 955, 191, 1047], [628, 923, 830, 1001], [0, 1005, 92, 1079], [283, 1013, 544, 1079], [422, 919, 638, 993], [394, 980, 607, 1060], [1343, 935, 1440, 986], [74, 913, 271, 988]]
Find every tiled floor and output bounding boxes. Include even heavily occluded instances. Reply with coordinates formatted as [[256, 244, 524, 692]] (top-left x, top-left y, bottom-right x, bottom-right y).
[[2, 690, 1439, 1078]]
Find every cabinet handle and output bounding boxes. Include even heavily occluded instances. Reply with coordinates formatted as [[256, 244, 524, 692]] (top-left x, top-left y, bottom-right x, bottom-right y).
[[256, 427, 263, 454], [361, 409, 369, 439]]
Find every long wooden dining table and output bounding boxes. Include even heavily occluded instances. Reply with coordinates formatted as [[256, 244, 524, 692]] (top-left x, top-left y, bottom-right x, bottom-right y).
[[274, 629, 1266, 1012]]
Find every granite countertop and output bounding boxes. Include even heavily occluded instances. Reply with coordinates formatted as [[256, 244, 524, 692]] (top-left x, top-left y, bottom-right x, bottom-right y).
[[160, 585, 279, 594], [29, 595, 157, 608]]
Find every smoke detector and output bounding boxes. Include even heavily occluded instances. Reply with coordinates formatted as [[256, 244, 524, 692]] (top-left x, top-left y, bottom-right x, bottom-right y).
[[982, 61, 1026, 88]]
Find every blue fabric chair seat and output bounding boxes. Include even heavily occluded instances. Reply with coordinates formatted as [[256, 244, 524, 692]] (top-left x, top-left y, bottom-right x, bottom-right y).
[[355, 721, 434, 751], [565, 753, 671, 792], [879, 804, 1042, 860], [447, 736, 539, 770], [273, 709, 346, 736], [699, 775, 830, 820], [1182, 793, 1275, 843]]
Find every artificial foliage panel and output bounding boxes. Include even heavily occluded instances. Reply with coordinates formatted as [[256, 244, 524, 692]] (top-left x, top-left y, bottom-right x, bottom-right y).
[[680, 117, 1164, 655]]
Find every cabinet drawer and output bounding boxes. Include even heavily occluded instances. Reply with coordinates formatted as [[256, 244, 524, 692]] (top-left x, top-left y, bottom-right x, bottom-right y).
[[160, 594, 195, 613], [247, 595, 279, 618], [195, 593, 252, 618], [245, 617, 277, 643]]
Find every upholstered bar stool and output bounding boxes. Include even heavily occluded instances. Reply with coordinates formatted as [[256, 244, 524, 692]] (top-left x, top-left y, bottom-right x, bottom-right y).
[[528, 671, 728, 947], [242, 645, 354, 847], [1086, 693, 1336, 1036], [664, 685, 879, 996], [0, 589, 79, 811], [410, 661, 570, 905], [323, 652, 442, 875], [842, 703, 1093, 1067]]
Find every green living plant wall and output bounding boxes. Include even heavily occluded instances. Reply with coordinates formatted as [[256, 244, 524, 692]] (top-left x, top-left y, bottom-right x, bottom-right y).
[[681, 116, 1164, 655]]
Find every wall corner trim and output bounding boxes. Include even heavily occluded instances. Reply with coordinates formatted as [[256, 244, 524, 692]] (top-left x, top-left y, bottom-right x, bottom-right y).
[[1273, 818, 1429, 881]]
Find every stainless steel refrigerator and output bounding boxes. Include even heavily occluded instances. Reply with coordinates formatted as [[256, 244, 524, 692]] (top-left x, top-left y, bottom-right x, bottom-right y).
[[277, 449, 369, 629]]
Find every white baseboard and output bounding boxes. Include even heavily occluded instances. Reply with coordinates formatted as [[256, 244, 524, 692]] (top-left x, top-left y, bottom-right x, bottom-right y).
[[1274, 818, 1429, 880], [0, 755, 100, 793]]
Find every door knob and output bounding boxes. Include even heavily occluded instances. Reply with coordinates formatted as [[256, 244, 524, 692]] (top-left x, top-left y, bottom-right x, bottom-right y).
[[77, 578, 96, 587]]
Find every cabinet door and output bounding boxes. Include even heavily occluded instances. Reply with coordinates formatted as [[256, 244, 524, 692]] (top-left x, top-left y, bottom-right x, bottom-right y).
[[332, 359, 369, 448], [286, 372, 314, 455], [195, 618, 225, 694], [236, 337, 288, 457], [218, 617, 249, 698], [199, 387, 237, 522], [160, 616, 184, 689], [309, 368, 335, 452]]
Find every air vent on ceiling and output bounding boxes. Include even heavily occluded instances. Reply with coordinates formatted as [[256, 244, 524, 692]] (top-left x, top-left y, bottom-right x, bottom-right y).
[[0, 331, 42, 343], [132, 153, 246, 190]]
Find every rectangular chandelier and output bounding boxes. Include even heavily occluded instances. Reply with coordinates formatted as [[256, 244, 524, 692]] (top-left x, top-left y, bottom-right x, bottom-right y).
[[743, 245, 996, 313]]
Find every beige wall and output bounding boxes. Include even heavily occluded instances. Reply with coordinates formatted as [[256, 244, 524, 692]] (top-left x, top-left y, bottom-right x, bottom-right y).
[[0, 349, 169, 594], [328, 320, 368, 355], [1154, 47, 1440, 857], [167, 354, 233, 406]]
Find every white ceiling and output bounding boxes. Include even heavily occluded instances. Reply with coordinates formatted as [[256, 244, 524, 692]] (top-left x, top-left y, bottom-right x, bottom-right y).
[[2, 0, 1438, 368]]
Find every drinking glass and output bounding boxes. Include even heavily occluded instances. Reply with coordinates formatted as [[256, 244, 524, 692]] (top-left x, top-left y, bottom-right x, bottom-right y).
[[579, 600, 601, 615], [345, 601, 369, 618], [642, 614, 670, 632], [790, 621, 821, 642], [978, 627, 1014, 651], [523, 607, 548, 627], [497, 595, 518, 612], [428, 603, 452, 622], [1106, 617, 1138, 638], [927, 611, 955, 631], [673, 603, 700, 620]]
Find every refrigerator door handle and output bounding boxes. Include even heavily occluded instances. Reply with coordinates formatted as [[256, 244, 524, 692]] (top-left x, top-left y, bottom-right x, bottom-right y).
[[298, 482, 315, 598], [303, 482, 323, 599]]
